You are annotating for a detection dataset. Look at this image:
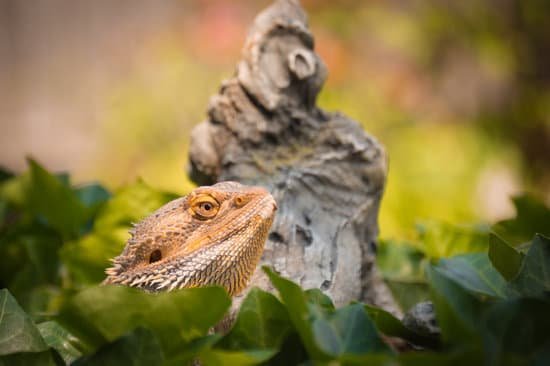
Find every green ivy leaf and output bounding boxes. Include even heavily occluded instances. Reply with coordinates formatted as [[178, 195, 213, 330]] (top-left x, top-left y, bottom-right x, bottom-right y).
[[426, 265, 486, 346], [363, 304, 407, 336], [304, 288, 335, 311], [483, 298, 550, 366], [266, 332, 308, 366], [16, 233, 62, 286], [25, 159, 87, 238], [219, 288, 292, 350], [263, 267, 327, 360], [0, 289, 48, 355], [37, 321, 84, 364], [0, 197, 7, 224], [2, 229, 63, 313], [264, 267, 390, 361], [532, 341, 550, 366], [0, 167, 13, 183], [311, 303, 390, 357], [0, 350, 57, 366], [363, 304, 439, 349], [434, 254, 509, 298], [510, 234, 550, 298], [73, 184, 111, 209], [73, 327, 164, 366], [493, 195, 550, 247], [199, 349, 276, 366], [488, 233, 524, 281], [163, 334, 221, 366], [331, 353, 394, 365], [385, 282, 431, 314], [74, 183, 111, 232], [0, 172, 28, 207], [57, 285, 231, 357], [396, 349, 486, 366]]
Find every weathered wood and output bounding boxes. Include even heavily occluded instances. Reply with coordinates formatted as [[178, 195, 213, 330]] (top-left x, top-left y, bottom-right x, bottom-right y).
[[189, 0, 399, 315]]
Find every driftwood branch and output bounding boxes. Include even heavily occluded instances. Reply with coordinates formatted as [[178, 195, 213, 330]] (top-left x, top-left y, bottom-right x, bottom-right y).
[[189, 0, 399, 316]]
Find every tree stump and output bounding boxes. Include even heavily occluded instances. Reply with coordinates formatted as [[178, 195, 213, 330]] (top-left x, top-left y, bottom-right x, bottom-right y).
[[189, 0, 399, 316]]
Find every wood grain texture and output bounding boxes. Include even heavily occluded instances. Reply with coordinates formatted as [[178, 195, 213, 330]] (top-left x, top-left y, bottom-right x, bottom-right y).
[[189, 0, 400, 316]]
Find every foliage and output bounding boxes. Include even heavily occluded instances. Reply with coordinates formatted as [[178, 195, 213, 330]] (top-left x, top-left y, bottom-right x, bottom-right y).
[[492, 195, 550, 247], [1, 161, 549, 365]]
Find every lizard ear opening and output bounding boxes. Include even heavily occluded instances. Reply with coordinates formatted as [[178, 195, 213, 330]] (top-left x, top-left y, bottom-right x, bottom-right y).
[[149, 249, 162, 263]]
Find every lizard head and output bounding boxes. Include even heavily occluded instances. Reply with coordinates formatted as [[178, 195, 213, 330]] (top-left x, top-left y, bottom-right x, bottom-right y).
[[104, 181, 277, 295]]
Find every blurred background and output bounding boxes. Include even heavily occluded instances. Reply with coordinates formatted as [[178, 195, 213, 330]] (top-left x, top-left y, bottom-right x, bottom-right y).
[[1, 0, 549, 240]]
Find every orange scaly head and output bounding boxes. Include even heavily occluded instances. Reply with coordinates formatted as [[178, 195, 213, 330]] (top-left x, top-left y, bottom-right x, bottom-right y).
[[104, 181, 277, 296]]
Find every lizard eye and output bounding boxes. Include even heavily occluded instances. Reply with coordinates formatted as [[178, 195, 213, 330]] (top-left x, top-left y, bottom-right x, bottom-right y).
[[149, 249, 162, 263], [190, 196, 220, 220]]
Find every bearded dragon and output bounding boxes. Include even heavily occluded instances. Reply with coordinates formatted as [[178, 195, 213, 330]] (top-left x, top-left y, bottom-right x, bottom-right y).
[[104, 181, 277, 296]]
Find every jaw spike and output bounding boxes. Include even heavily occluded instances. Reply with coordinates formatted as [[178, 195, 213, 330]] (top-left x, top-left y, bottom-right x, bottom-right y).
[[157, 279, 173, 290]]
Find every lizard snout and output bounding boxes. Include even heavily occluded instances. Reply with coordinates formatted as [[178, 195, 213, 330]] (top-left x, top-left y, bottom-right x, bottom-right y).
[[257, 192, 278, 219]]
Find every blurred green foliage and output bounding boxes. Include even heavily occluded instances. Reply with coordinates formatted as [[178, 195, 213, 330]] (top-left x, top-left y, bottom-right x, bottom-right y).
[[1, 161, 549, 365]]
